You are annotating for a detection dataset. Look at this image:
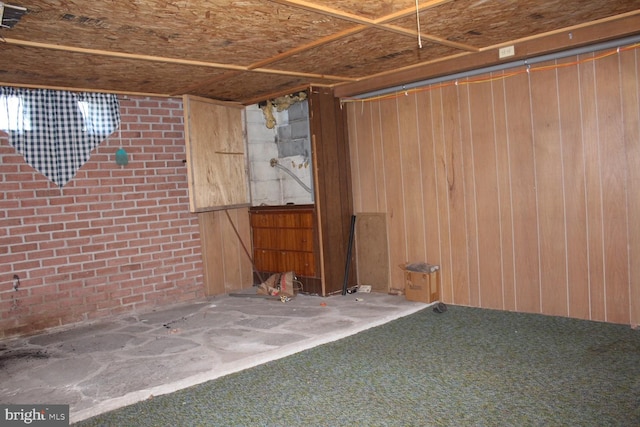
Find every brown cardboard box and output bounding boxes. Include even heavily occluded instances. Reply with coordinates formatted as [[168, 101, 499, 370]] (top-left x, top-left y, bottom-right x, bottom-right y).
[[401, 264, 440, 303]]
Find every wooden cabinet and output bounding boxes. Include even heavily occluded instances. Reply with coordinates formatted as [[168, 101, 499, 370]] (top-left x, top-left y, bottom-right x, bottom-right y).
[[251, 206, 316, 279]]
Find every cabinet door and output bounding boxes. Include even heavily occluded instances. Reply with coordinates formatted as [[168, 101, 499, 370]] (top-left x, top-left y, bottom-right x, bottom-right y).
[[183, 95, 249, 213]]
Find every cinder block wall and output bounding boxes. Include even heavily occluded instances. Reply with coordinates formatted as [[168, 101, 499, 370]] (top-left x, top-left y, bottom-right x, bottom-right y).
[[246, 101, 313, 206], [0, 95, 205, 339]]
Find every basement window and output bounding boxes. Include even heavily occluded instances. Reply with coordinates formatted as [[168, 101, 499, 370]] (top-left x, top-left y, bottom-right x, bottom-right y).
[[0, 87, 120, 186], [0, 94, 30, 131]]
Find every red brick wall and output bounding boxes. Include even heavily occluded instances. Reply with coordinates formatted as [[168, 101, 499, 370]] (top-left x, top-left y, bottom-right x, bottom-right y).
[[0, 95, 205, 338]]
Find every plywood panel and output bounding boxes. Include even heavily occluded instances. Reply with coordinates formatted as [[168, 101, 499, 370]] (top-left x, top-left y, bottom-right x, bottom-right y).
[[579, 55, 606, 322], [504, 69, 540, 314], [432, 86, 455, 303], [198, 207, 253, 296], [397, 93, 427, 262], [620, 49, 640, 327], [595, 54, 630, 325], [183, 95, 249, 213], [379, 97, 406, 290], [444, 83, 471, 306], [491, 72, 516, 311], [415, 91, 443, 278], [453, 84, 474, 307], [348, 102, 378, 212], [556, 56, 590, 320], [530, 65, 568, 317], [468, 79, 503, 310], [346, 103, 363, 213], [355, 213, 389, 292], [198, 211, 224, 296]]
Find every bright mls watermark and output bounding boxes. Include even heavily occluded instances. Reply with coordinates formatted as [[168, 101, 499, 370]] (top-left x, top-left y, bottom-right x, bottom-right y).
[[1, 405, 69, 426]]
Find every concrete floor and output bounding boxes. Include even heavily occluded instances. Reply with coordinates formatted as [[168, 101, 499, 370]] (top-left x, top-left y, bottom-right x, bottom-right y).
[[0, 291, 428, 424]]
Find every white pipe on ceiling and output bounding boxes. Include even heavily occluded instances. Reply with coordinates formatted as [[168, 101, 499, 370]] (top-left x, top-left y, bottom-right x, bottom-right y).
[[346, 34, 640, 101]]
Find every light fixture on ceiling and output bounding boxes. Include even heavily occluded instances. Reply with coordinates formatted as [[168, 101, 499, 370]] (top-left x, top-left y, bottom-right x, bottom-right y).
[[0, 2, 27, 29]]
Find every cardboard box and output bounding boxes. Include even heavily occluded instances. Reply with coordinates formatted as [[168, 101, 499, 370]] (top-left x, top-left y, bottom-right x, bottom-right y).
[[401, 264, 440, 303]]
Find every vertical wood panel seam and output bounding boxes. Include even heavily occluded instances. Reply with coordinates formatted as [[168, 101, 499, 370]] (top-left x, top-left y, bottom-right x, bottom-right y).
[[490, 72, 506, 310], [455, 83, 470, 305], [617, 50, 633, 323], [350, 105, 361, 213], [465, 83, 481, 305], [429, 91, 444, 294], [630, 48, 639, 323], [414, 94, 428, 263], [376, 104, 386, 212], [502, 76, 518, 311], [577, 59, 593, 320], [396, 97, 409, 261], [593, 60, 607, 322], [528, 69, 543, 313], [555, 63, 571, 317], [440, 88, 455, 301]]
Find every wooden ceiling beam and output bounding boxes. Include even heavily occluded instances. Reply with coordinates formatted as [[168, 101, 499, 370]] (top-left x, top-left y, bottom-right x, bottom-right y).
[[269, 0, 478, 52], [1, 37, 358, 83]]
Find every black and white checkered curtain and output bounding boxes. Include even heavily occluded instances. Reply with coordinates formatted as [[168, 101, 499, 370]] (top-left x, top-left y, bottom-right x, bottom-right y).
[[0, 87, 120, 186]]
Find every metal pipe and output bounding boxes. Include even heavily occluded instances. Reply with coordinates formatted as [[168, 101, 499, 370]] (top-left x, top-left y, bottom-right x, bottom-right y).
[[347, 35, 640, 101], [270, 158, 313, 194]]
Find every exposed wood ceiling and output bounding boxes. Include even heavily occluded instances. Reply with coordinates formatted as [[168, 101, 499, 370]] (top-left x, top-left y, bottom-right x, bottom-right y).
[[1, 0, 639, 104]]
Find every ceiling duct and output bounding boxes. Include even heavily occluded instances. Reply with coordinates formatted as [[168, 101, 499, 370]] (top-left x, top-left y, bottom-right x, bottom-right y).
[[0, 2, 26, 29]]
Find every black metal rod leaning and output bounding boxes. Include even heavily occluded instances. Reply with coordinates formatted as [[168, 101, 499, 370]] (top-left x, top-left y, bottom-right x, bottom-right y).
[[342, 214, 356, 296]]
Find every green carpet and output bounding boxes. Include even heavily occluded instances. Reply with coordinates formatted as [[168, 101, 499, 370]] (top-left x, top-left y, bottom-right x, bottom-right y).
[[74, 305, 640, 426]]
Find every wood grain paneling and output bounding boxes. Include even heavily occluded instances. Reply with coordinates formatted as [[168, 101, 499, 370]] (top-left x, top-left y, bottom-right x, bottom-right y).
[[183, 95, 249, 212], [199, 207, 253, 296], [556, 57, 590, 320], [620, 49, 640, 328], [346, 46, 640, 325]]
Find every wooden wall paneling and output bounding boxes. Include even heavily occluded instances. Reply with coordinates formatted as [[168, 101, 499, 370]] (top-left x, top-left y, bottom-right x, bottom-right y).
[[454, 84, 475, 307], [379, 97, 407, 290], [491, 72, 516, 312], [346, 103, 362, 213], [350, 102, 378, 212], [198, 208, 252, 296], [372, 103, 387, 213], [225, 207, 254, 292], [620, 48, 640, 327], [556, 56, 591, 320], [467, 78, 504, 310], [443, 82, 471, 306], [354, 213, 390, 292], [345, 47, 640, 324], [530, 65, 569, 317], [490, 71, 516, 311], [579, 54, 606, 321], [397, 93, 427, 263], [432, 86, 455, 303], [198, 211, 223, 295], [595, 54, 630, 325], [504, 68, 541, 314], [415, 91, 443, 283], [309, 87, 355, 294]]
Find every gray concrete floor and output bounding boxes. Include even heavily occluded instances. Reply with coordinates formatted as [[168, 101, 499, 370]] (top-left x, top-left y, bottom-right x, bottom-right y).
[[0, 291, 428, 424]]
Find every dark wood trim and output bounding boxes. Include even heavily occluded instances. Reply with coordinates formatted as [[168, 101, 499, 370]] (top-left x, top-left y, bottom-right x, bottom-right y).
[[309, 86, 356, 295]]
